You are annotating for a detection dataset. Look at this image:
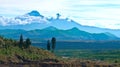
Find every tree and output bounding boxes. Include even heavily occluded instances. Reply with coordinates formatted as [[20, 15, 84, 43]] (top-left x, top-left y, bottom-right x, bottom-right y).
[[47, 40, 51, 51], [19, 34, 23, 48], [25, 38, 31, 48], [51, 37, 56, 52]]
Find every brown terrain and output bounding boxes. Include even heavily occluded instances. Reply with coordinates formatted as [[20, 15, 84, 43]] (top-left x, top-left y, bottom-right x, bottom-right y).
[[0, 59, 119, 67]]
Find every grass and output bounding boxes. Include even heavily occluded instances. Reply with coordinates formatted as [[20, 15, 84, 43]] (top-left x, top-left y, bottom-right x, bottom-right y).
[[0, 36, 57, 63], [55, 49, 120, 63], [0, 36, 120, 67], [0, 45, 56, 63]]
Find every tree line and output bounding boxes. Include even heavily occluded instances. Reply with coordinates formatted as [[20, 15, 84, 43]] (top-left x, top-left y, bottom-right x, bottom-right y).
[[19, 34, 31, 49], [0, 34, 31, 49], [0, 34, 56, 52], [19, 35, 57, 52], [19, 34, 57, 53], [47, 37, 56, 53]]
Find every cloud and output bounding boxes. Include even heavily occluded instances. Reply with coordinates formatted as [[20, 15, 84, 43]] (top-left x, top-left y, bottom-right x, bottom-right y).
[[62, 0, 120, 29], [0, 0, 120, 29], [0, 15, 49, 26]]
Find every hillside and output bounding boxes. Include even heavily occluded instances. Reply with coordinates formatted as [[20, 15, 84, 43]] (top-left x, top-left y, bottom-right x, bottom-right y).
[[0, 27, 119, 42], [0, 36, 56, 63], [0, 35, 119, 67]]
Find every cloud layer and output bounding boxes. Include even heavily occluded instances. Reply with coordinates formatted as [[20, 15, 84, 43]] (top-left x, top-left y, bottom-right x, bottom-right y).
[[0, 0, 120, 29], [0, 15, 49, 26]]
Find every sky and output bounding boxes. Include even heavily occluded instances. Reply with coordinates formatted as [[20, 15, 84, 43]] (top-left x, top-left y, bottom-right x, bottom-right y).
[[0, 0, 120, 29]]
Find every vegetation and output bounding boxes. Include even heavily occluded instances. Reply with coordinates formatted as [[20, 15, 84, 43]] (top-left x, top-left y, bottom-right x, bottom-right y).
[[46, 37, 56, 53], [51, 37, 56, 53], [24, 38, 31, 48], [55, 49, 120, 63], [19, 34, 31, 49], [0, 35, 56, 63], [0, 35, 119, 67], [47, 40, 50, 51], [19, 34, 23, 49]]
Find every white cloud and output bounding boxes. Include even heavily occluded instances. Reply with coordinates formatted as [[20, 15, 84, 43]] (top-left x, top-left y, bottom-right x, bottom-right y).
[[0, 15, 49, 26], [62, 0, 120, 29], [0, 0, 120, 29]]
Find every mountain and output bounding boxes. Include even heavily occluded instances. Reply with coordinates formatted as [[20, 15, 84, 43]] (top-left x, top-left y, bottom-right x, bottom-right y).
[[0, 27, 119, 42], [42, 26, 58, 31], [0, 10, 120, 37], [27, 10, 44, 18]]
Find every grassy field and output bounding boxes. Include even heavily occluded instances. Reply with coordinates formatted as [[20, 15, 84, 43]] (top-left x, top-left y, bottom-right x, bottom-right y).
[[33, 41, 120, 64], [55, 49, 120, 63]]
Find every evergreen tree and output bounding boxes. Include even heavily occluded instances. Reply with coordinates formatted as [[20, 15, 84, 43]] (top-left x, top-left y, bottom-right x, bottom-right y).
[[25, 38, 31, 48], [51, 37, 56, 52], [19, 34, 23, 48], [47, 40, 50, 51]]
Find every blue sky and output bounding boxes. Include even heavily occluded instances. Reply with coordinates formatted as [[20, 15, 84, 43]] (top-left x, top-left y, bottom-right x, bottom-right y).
[[0, 0, 120, 29]]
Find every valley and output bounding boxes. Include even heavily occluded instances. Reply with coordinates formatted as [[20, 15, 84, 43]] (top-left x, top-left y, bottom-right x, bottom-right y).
[[32, 41, 120, 63], [0, 10, 120, 67]]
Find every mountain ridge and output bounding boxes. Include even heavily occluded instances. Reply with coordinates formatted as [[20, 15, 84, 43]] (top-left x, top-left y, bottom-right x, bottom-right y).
[[0, 26, 119, 42], [0, 10, 120, 37]]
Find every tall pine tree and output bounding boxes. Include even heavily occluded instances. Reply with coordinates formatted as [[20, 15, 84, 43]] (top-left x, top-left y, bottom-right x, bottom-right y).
[[19, 34, 23, 49], [51, 37, 56, 53], [47, 40, 50, 51], [25, 38, 31, 48]]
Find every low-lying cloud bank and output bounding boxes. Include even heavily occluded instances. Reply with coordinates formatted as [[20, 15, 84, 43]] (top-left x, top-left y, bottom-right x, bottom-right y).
[[0, 15, 49, 26]]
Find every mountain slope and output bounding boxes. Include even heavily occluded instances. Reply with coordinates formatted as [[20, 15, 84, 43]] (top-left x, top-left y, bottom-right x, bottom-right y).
[[0, 36, 56, 63], [0, 27, 118, 42], [0, 10, 120, 37]]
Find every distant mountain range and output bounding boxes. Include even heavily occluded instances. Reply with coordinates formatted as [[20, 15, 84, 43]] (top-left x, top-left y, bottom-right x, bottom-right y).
[[0, 10, 120, 38], [0, 26, 119, 42]]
